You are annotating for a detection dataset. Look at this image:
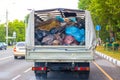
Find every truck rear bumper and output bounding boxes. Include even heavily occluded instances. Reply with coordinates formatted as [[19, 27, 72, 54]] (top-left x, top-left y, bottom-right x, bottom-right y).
[[33, 62, 90, 72]]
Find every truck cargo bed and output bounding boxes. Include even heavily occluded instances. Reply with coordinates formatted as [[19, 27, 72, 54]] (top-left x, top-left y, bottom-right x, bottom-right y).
[[26, 46, 94, 62]]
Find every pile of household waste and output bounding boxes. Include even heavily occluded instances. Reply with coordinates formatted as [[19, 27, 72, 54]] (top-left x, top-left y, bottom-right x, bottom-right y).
[[35, 15, 85, 45]]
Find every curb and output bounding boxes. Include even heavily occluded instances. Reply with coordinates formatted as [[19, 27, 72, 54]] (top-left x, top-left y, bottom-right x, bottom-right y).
[[95, 51, 120, 67]]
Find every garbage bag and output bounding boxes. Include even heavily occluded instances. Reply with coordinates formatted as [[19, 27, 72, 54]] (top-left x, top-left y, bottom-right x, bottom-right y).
[[52, 40, 61, 45], [42, 30, 50, 37], [71, 40, 79, 45], [65, 26, 85, 42], [80, 28, 85, 35], [79, 36, 85, 45], [54, 33, 63, 45], [65, 26, 79, 36], [56, 16, 64, 22], [35, 29, 49, 41], [50, 28, 59, 34], [35, 30, 43, 41], [35, 38, 41, 45], [73, 29, 85, 42], [76, 17, 85, 29], [41, 34, 55, 45], [63, 35, 75, 45], [50, 26, 65, 34]]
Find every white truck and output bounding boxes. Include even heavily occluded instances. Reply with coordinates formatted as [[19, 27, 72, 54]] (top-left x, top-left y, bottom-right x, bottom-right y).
[[25, 8, 96, 80]]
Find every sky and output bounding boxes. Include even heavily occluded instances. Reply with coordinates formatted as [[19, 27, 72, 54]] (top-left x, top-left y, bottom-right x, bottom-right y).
[[0, 0, 79, 23]]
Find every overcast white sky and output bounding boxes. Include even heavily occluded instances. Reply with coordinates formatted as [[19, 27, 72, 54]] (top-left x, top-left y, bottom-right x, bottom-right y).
[[0, 0, 79, 23]]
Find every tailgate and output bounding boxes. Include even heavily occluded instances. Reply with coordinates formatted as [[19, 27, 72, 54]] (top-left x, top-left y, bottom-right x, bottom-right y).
[[26, 46, 94, 62]]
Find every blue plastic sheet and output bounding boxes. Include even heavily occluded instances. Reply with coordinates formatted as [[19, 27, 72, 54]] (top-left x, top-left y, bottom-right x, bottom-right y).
[[65, 26, 85, 42], [56, 16, 64, 22]]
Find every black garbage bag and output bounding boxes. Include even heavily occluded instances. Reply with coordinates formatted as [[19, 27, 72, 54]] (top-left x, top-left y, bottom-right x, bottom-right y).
[[76, 17, 85, 29], [42, 30, 49, 37], [50, 26, 65, 34], [35, 38, 41, 45], [35, 30, 43, 41], [50, 28, 59, 34], [35, 29, 49, 41]]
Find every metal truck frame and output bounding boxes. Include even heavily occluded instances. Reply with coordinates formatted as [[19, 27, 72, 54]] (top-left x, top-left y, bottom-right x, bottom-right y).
[[25, 8, 96, 80]]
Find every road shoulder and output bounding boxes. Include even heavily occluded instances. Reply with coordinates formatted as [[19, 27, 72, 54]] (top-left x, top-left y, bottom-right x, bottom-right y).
[[95, 51, 120, 67]]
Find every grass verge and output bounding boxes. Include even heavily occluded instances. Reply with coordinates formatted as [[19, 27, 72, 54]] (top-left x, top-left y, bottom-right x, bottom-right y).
[[96, 46, 120, 60]]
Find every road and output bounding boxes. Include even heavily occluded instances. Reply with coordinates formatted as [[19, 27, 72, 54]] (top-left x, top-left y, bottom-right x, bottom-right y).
[[0, 48, 120, 80]]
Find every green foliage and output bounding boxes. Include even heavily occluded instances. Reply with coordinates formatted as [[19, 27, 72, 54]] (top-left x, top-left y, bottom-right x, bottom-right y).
[[78, 0, 91, 9], [8, 19, 25, 42], [96, 46, 120, 60], [0, 19, 25, 44], [78, 0, 120, 41], [0, 24, 6, 42]]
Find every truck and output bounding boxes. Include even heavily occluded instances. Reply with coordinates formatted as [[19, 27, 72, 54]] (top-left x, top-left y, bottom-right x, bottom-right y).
[[25, 8, 96, 80]]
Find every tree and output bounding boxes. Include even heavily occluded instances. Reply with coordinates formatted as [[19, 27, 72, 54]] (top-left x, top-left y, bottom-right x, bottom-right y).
[[78, 0, 120, 41], [0, 24, 6, 42], [8, 19, 25, 42], [88, 0, 120, 41], [78, 0, 91, 9]]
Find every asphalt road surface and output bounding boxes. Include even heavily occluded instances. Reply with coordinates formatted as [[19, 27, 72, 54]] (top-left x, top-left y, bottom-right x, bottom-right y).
[[0, 48, 120, 80]]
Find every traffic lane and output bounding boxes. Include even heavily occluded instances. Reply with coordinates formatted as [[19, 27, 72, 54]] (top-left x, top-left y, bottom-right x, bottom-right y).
[[17, 71, 89, 80], [16, 62, 110, 80], [94, 54, 120, 80], [0, 48, 118, 80], [16, 54, 120, 80], [0, 47, 13, 58], [89, 62, 108, 80], [0, 56, 33, 80]]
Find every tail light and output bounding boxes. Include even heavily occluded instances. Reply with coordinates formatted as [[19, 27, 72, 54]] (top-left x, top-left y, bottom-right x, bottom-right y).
[[74, 67, 90, 71], [13, 47, 16, 52], [32, 67, 47, 71]]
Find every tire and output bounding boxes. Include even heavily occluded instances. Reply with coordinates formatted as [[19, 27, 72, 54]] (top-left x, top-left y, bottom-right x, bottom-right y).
[[14, 56, 18, 59], [75, 62, 90, 80], [78, 71, 89, 80], [35, 72, 47, 80], [34, 62, 47, 80]]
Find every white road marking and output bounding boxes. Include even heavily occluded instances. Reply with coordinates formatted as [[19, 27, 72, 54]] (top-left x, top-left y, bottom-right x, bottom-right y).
[[11, 75, 21, 80], [0, 56, 13, 61], [24, 67, 31, 73]]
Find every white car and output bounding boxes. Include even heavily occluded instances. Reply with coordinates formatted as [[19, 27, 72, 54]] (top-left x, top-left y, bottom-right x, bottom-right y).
[[13, 42, 26, 59]]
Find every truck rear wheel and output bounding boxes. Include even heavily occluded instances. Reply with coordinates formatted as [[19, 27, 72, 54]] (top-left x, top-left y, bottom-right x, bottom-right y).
[[78, 71, 89, 80], [34, 62, 47, 80], [75, 62, 90, 80], [35, 72, 47, 80]]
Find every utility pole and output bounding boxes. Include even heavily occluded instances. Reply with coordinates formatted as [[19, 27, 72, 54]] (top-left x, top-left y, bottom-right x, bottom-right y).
[[6, 9, 8, 45]]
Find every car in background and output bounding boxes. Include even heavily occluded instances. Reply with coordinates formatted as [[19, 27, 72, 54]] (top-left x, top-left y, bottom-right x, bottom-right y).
[[13, 42, 26, 59], [0, 42, 7, 50]]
